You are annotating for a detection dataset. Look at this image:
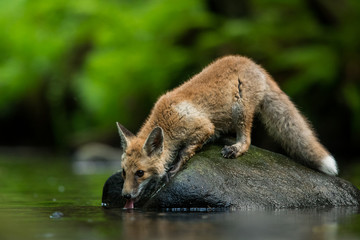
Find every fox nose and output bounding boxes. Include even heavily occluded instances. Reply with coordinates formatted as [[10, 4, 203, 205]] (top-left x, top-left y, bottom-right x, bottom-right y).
[[123, 194, 132, 199]]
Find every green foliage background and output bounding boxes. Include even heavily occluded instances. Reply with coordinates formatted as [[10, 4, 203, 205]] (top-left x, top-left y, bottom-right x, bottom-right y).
[[0, 0, 359, 157]]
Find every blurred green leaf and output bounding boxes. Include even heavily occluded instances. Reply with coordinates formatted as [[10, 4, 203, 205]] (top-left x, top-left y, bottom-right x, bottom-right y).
[[274, 46, 338, 95]]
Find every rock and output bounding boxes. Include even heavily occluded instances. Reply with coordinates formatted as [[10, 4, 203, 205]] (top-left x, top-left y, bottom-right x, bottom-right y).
[[49, 211, 64, 219], [102, 142, 360, 210]]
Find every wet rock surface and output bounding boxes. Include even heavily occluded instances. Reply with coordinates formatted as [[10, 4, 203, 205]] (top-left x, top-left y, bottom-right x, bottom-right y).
[[102, 143, 360, 210]]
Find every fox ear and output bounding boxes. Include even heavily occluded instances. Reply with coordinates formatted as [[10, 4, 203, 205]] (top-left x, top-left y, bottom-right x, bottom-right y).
[[143, 127, 163, 156], [116, 122, 134, 151]]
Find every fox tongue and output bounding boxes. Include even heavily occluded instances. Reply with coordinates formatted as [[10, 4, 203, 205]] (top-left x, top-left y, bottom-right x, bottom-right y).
[[124, 199, 134, 209]]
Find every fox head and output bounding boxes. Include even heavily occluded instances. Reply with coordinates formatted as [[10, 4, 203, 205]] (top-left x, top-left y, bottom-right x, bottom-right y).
[[116, 122, 166, 202]]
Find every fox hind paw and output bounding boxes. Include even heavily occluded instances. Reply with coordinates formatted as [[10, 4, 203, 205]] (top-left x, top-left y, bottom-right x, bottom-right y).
[[221, 145, 238, 158]]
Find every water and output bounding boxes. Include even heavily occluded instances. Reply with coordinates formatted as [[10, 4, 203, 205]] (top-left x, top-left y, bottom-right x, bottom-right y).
[[1, 156, 360, 240]]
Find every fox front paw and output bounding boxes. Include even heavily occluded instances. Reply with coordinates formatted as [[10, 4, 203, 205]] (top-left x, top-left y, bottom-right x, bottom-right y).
[[166, 160, 184, 180]]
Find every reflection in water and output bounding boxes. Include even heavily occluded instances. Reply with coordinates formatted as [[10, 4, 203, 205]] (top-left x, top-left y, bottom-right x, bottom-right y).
[[103, 207, 359, 240], [0, 203, 359, 240]]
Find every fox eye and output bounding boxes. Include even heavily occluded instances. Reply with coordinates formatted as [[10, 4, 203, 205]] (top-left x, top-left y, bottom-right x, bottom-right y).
[[135, 170, 144, 177]]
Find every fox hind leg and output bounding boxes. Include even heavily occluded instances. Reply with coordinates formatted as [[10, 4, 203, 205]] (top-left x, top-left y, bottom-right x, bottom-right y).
[[221, 125, 252, 158], [221, 102, 255, 159]]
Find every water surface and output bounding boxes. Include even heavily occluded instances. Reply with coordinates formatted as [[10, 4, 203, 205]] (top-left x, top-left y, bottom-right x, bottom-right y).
[[0, 156, 360, 240]]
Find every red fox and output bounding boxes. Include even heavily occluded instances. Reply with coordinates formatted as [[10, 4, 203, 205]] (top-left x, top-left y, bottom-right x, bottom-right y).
[[117, 55, 338, 209]]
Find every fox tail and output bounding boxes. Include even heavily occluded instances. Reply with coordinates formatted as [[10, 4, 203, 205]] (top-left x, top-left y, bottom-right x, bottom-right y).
[[258, 87, 338, 176]]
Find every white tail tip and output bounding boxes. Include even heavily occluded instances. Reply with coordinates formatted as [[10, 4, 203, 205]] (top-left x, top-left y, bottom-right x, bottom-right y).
[[319, 156, 338, 176]]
